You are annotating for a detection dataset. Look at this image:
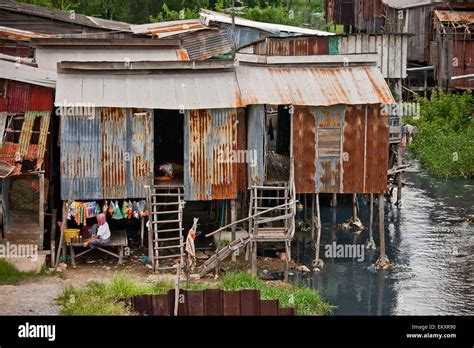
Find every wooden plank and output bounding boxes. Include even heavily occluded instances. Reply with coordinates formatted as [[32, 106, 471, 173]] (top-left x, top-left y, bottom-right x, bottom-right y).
[[223, 291, 241, 316]]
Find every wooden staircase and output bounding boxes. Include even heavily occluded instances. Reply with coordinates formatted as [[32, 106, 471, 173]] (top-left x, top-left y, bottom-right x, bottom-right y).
[[147, 185, 185, 271], [249, 184, 294, 241]]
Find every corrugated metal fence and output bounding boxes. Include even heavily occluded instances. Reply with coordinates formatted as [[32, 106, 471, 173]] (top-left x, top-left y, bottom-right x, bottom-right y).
[[130, 289, 296, 316]]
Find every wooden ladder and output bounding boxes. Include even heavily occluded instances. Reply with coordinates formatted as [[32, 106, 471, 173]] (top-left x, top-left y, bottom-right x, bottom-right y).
[[148, 185, 185, 271]]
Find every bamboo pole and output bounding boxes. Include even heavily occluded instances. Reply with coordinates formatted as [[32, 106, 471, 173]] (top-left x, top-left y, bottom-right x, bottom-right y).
[[50, 208, 57, 267], [352, 193, 358, 221], [231, 199, 237, 262], [38, 172, 44, 250], [378, 194, 385, 261], [314, 193, 322, 269]]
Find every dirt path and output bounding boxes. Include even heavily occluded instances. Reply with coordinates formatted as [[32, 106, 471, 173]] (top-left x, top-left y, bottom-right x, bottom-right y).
[[0, 266, 151, 315]]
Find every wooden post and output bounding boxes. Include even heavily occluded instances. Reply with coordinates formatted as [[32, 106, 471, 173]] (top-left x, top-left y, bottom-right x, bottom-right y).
[[314, 193, 322, 269], [369, 193, 374, 241], [50, 208, 57, 267], [38, 172, 44, 250], [330, 192, 337, 207], [140, 216, 144, 248], [396, 145, 403, 205], [311, 194, 315, 240], [251, 241, 257, 276], [231, 199, 237, 262], [378, 194, 385, 261], [55, 202, 67, 269], [352, 193, 358, 221], [174, 262, 181, 316]]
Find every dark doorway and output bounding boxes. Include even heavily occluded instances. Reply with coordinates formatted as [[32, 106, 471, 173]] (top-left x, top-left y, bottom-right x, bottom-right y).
[[153, 109, 184, 183]]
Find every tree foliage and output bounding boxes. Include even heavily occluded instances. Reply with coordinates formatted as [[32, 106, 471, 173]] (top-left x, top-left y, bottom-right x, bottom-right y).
[[18, 0, 324, 26]]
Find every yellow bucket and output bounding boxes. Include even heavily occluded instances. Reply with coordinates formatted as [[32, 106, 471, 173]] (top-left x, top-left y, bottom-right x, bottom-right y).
[[64, 229, 80, 244]]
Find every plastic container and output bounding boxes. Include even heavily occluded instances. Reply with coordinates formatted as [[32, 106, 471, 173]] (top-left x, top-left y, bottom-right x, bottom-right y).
[[64, 229, 80, 245]]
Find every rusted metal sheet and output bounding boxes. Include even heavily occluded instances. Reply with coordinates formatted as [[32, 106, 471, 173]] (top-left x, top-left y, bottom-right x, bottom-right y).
[[247, 105, 264, 186], [179, 27, 232, 60], [130, 289, 296, 316], [451, 39, 474, 89], [236, 108, 247, 193], [342, 105, 365, 193], [29, 85, 53, 111], [434, 10, 474, 23], [7, 80, 29, 113], [365, 104, 388, 193], [184, 108, 237, 201], [292, 106, 316, 194], [128, 109, 153, 198], [236, 65, 394, 107], [223, 291, 240, 316], [60, 111, 102, 200], [255, 36, 329, 56], [0, 25, 52, 41], [101, 108, 127, 199]]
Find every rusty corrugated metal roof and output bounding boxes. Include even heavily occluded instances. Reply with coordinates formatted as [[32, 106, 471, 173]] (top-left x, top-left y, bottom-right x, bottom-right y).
[[382, 0, 431, 9], [434, 10, 474, 24], [56, 69, 243, 110], [178, 27, 231, 60], [236, 65, 394, 106], [56, 63, 393, 109], [0, 25, 53, 41], [130, 19, 208, 37]]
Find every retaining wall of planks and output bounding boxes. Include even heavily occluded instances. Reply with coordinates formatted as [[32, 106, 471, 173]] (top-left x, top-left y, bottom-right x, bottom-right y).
[[130, 289, 296, 316]]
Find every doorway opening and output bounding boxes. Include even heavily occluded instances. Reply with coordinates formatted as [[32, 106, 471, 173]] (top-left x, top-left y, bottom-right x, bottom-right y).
[[265, 104, 290, 184]]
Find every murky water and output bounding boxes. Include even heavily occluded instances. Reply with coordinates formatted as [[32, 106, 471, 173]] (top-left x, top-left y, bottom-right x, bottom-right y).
[[290, 160, 473, 315]]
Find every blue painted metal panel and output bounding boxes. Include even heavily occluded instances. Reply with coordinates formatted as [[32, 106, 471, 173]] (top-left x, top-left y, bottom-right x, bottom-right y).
[[60, 108, 153, 200], [60, 112, 102, 200], [247, 105, 264, 186]]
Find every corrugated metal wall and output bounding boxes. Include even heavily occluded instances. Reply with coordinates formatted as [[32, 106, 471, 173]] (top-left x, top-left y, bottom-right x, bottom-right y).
[[60, 108, 153, 200], [254, 36, 329, 56], [246, 105, 264, 187], [292, 104, 388, 194], [184, 108, 237, 201]]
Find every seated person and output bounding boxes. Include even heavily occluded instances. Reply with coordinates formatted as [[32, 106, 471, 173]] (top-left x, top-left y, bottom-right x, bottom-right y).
[[83, 213, 111, 248]]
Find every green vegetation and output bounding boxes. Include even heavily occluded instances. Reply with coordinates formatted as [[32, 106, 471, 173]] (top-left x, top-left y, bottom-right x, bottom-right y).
[[0, 259, 41, 285], [19, 0, 325, 28], [406, 91, 474, 178], [58, 272, 333, 316]]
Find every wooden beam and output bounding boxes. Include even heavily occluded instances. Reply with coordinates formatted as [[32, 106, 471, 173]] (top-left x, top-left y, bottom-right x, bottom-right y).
[[38, 172, 44, 251], [378, 194, 385, 261], [31, 38, 182, 47]]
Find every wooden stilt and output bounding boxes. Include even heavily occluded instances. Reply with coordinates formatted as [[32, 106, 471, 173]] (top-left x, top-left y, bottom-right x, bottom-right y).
[[352, 193, 358, 221], [314, 193, 322, 270], [369, 193, 374, 240], [251, 241, 257, 276], [396, 145, 403, 205], [231, 199, 237, 261], [284, 241, 289, 282], [330, 192, 337, 207], [55, 202, 67, 269], [311, 193, 315, 240], [378, 194, 386, 261], [50, 208, 57, 267], [140, 217, 144, 248], [38, 172, 45, 250]]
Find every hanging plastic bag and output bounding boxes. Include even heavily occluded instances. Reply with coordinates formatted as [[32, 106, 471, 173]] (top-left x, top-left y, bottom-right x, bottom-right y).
[[122, 201, 129, 217], [127, 200, 133, 219], [102, 200, 108, 215], [132, 201, 140, 219], [112, 200, 124, 220], [108, 200, 114, 215]]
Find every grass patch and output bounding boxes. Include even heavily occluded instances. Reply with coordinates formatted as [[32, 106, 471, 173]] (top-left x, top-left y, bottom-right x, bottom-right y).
[[58, 272, 333, 316], [0, 259, 39, 285]]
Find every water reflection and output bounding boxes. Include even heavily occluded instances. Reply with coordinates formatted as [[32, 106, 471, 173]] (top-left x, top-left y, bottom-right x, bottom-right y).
[[290, 161, 473, 315]]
